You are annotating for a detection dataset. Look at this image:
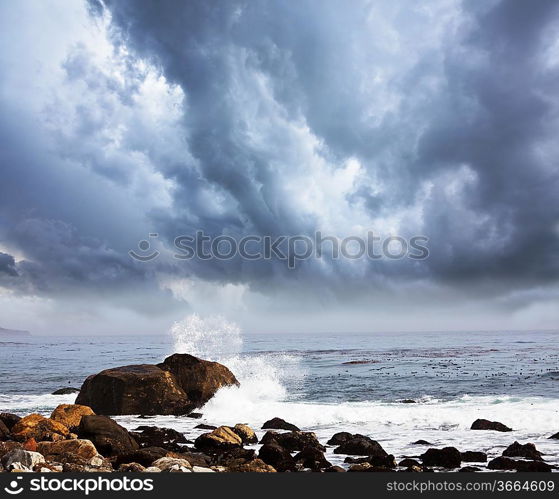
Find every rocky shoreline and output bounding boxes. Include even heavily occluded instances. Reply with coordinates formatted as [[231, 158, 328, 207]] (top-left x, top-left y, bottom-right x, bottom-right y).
[[0, 354, 557, 473]]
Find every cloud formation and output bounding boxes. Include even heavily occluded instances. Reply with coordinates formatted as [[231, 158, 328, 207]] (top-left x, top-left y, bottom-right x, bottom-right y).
[[0, 0, 558, 333]]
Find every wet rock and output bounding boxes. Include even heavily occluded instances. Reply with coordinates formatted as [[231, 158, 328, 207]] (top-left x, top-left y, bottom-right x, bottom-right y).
[[231, 424, 258, 444], [52, 387, 80, 395], [211, 447, 256, 468], [333, 434, 388, 457], [0, 420, 10, 441], [502, 441, 543, 461], [400, 399, 416, 403], [345, 454, 396, 468], [412, 440, 432, 445], [293, 447, 332, 471], [260, 430, 325, 452], [37, 439, 98, 461], [324, 465, 346, 472], [261, 417, 300, 432], [152, 456, 192, 472], [420, 447, 461, 468], [327, 432, 353, 446], [77, 415, 139, 457], [130, 425, 188, 452], [348, 462, 393, 472], [195, 424, 217, 430], [461, 451, 487, 462], [227, 458, 276, 472], [0, 413, 21, 430], [113, 447, 169, 467], [156, 354, 239, 409], [399, 458, 421, 467], [2, 448, 45, 471], [258, 442, 296, 472], [187, 413, 203, 419], [488, 456, 551, 472], [173, 451, 211, 468], [119, 462, 146, 472], [76, 364, 192, 416], [11, 414, 69, 442], [194, 426, 242, 452], [471, 419, 512, 432], [549, 432, 559, 439], [459, 466, 482, 472], [50, 404, 95, 431]]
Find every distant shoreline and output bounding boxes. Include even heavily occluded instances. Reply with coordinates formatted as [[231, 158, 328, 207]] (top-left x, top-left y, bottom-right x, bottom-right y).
[[0, 327, 31, 337]]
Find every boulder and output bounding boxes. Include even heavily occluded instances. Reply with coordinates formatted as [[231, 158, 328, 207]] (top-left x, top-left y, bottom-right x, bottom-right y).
[[11, 414, 69, 442], [327, 432, 353, 446], [261, 417, 300, 432], [258, 442, 296, 472], [549, 432, 559, 439], [130, 426, 188, 452], [52, 387, 80, 395], [471, 419, 512, 432], [211, 447, 256, 467], [76, 365, 192, 416], [459, 466, 482, 472], [227, 458, 276, 472], [194, 426, 242, 452], [0, 413, 21, 430], [195, 424, 217, 430], [119, 462, 146, 472], [0, 419, 10, 441], [0, 441, 22, 460], [324, 465, 346, 472], [333, 434, 387, 457], [113, 447, 171, 467], [412, 439, 432, 445], [420, 447, 461, 468], [293, 447, 332, 471], [488, 456, 551, 472], [77, 415, 139, 456], [399, 458, 421, 467], [502, 441, 543, 461], [461, 451, 487, 462], [2, 448, 45, 471], [50, 404, 95, 431], [231, 424, 258, 444], [260, 430, 325, 452], [37, 439, 98, 461], [152, 456, 192, 472], [157, 354, 239, 409]]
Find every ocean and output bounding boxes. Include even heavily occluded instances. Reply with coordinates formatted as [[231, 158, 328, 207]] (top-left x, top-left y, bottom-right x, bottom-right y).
[[1, 320, 558, 469]]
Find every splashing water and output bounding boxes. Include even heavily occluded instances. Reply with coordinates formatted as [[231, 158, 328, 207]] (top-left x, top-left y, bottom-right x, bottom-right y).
[[171, 314, 242, 360]]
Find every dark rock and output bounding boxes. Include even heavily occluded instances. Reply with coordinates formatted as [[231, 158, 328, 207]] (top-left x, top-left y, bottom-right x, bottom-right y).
[[488, 456, 551, 472], [258, 442, 296, 472], [324, 465, 346, 472], [0, 413, 21, 431], [549, 432, 559, 439], [260, 430, 325, 452], [157, 354, 239, 409], [471, 419, 512, 432], [461, 451, 487, 462], [0, 420, 10, 441], [77, 415, 139, 457], [333, 434, 388, 457], [399, 458, 421, 467], [174, 451, 211, 468], [113, 447, 168, 467], [76, 364, 192, 416], [130, 425, 188, 452], [293, 447, 332, 471], [459, 466, 481, 472], [327, 432, 353, 446], [400, 399, 416, 403], [420, 447, 461, 468], [502, 441, 543, 461], [212, 448, 256, 467], [261, 417, 300, 432], [195, 424, 217, 430], [51, 387, 80, 395], [187, 413, 203, 419], [412, 439, 432, 445]]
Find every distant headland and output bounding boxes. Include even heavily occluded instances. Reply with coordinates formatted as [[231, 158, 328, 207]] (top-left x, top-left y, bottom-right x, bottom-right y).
[[0, 326, 31, 337]]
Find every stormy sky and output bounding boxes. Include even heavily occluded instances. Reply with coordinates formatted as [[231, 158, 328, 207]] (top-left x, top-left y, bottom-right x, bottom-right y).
[[1, 0, 558, 335]]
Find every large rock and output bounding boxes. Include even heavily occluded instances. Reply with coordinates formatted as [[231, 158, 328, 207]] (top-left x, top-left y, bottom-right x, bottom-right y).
[[327, 432, 353, 446], [113, 447, 169, 467], [77, 415, 139, 456], [0, 420, 10, 441], [75, 354, 238, 416], [488, 456, 551, 472], [261, 417, 300, 432], [11, 414, 69, 442], [420, 447, 462, 468], [130, 426, 188, 452], [471, 419, 512, 432], [0, 413, 21, 430], [227, 458, 276, 472], [502, 441, 543, 461], [37, 439, 98, 461], [231, 424, 258, 444], [1, 448, 45, 471], [75, 365, 191, 416], [461, 451, 487, 462], [194, 426, 242, 452], [333, 434, 387, 457], [261, 431, 325, 452], [50, 404, 95, 431], [293, 447, 332, 471], [157, 354, 239, 408], [258, 442, 296, 472]]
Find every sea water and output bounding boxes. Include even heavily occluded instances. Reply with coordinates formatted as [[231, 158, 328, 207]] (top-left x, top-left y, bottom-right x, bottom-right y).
[[1, 316, 558, 469]]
